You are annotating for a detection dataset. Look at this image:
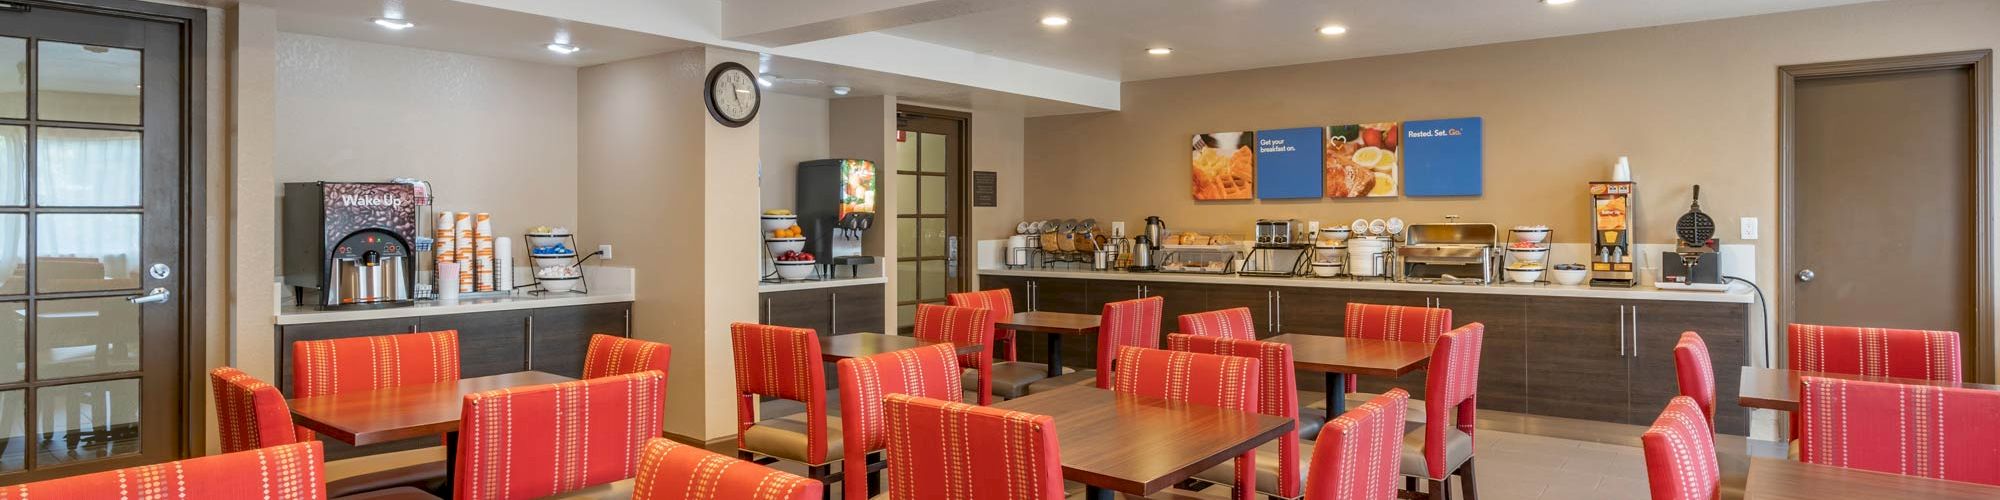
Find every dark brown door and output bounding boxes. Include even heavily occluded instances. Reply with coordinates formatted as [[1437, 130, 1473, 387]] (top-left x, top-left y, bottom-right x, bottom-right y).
[[893, 108, 967, 332], [1787, 56, 1987, 376], [0, 0, 199, 481]]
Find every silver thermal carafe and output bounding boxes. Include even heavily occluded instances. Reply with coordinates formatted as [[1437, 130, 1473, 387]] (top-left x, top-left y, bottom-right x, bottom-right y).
[[1129, 235, 1158, 271], [283, 182, 418, 307]]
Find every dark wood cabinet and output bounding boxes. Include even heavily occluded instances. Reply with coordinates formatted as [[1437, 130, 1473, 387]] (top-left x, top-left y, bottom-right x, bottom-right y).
[[419, 310, 531, 378], [831, 285, 886, 336], [759, 283, 888, 388], [1141, 281, 1209, 330], [977, 274, 1031, 312], [1524, 297, 1631, 423], [1434, 293, 1528, 413], [1034, 278, 1091, 314], [274, 317, 420, 396], [529, 303, 632, 378], [1208, 285, 1276, 336], [1270, 286, 1347, 336], [761, 288, 834, 334], [1626, 299, 1751, 434]]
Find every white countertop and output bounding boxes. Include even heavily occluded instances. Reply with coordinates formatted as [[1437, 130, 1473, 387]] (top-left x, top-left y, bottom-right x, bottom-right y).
[[758, 276, 886, 293], [276, 266, 637, 325], [978, 267, 1754, 304]]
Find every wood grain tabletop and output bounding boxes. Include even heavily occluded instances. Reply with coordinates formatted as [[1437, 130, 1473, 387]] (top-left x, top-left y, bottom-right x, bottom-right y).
[[991, 385, 1293, 496], [997, 311, 1102, 335], [1736, 365, 2000, 412], [289, 371, 575, 446], [819, 332, 984, 362], [1265, 333, 1433, 377], [1745, 457, 2000, 499]]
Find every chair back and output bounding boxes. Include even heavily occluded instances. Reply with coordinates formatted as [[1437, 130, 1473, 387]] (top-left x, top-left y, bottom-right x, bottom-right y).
[[837, 343, 965, 500], [455, 371, 667, 500], [1641, 396, 1720, 500], [949, 288, 1018, 361], [1306, 389, 1410, 500], [1787, 323, 1962, 381], [631, 438, 821, 500], [1095, 296, 1163, 388], [1345, 303, 1452, 343], [1178, 307, 1258, 340], [882, 394, 1064, 500], [1167, 333, 1301, 497], [913, 303, 996, 403], [0, 441, 327, 499], [211, 366, 310, 453], [582, 334, 671, 379], [1419, 323, 1484, 480], [291, 330, 462, 397], [729, 322, 830, 463], [1799, 376, 2000, 486], [1673, 332, 1716, 426], [1113, 346, 1260, 500]]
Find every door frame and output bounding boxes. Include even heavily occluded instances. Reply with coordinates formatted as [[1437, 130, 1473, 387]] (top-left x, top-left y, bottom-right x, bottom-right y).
[[895, 104, 973, 292], [1777, 50, 1993, 382]]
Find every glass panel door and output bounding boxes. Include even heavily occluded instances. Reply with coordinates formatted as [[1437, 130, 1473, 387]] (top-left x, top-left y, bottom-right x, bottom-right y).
[[894, 110, 966, 331]]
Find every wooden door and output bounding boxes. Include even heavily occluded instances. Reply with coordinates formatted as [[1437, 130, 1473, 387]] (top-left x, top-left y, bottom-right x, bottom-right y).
[[892, 108, 968, 332], [1524, 297, 1630, 423], [1435, 293, 1527, 413], [529, 303, 631, 379], [1627, 300, 1751, 434]]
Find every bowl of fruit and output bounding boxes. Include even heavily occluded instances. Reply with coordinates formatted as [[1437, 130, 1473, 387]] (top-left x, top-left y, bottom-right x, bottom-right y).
[[1505, 262, 1544, 284], [766, 237, 805, 256], [762, 209, 798, 233], [774, 250, 817, 280], [1506, 241, 1549, 263], [768, 222, 804, 241]]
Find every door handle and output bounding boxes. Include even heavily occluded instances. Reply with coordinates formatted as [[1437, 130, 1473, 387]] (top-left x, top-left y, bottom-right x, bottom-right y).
[[128, 287, 170, 304], [946, 236, 959, 278], [1797, 269, 1815, 282], [1617, 305, 1626, 357]]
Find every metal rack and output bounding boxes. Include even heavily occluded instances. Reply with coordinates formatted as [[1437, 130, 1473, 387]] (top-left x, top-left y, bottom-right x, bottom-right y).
[[521, 233, 592, 295]]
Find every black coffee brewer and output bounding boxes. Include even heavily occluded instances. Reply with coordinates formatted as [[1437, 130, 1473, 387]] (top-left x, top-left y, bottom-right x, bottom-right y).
[[283, 182, 419, 307]]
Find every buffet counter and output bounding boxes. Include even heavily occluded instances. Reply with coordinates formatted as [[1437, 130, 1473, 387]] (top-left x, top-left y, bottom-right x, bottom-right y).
[[275, 266, 635, 325], [977, 267, 1753, 303]]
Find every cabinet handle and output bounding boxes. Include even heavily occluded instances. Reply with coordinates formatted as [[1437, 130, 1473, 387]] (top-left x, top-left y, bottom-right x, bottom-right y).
[[525, 316, 535, 370], [624, 308, 632, 337], [1618, 305, 1627, 357], [1273, 290, 1282, 333], [765, 298, 773, 324], [1630, 306, 1639, 358], [409, 325, 418, 333], [830, 292, 839, 335]]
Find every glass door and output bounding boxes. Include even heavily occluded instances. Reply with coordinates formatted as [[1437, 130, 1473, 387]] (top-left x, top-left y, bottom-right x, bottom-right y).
[[894, 109, 966, 331], [0, 0, 193, 481]]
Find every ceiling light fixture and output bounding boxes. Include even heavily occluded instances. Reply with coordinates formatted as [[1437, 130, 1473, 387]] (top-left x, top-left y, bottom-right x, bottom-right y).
[[1040, 16, 1069, 27], [832, 86, 851, 96], [1541, 0, 1576, 5], [545, 43, 580, 54], [371, 17, 415, 30], [1146, 47, 1173, 55], [1318, 25, 1348, 36], [757, 75, 775, 88]]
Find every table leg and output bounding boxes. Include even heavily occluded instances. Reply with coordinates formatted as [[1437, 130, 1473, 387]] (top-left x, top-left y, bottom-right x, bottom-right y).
[[1083, 486, 1115, 500], [441, 431, 458, 499], [1045, 334, 1064, 378], [1326, 372, 1347, 423]]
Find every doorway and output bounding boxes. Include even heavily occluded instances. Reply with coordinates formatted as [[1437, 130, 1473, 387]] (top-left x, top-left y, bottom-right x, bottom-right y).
[[0, 0, 205, 481], [1779, 50, 1994, 382], [893, 106, 969, 332]]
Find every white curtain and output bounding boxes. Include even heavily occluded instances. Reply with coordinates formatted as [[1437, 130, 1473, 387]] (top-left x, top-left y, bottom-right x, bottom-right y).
[[0, 126, 142, 294]]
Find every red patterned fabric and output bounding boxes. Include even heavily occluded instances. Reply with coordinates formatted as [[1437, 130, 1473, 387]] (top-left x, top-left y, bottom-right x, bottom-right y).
[[455, 370, 667, 500], [1673, 332, 1717, 427], [913, 303, 998, 404], [211, 366, 312, 453], [1417, 323, 1483, 480], [1343, 303, 1451, 393], [1787, 323, 1961, 381], [949, 288, 1019, 361], [1094, 297, 1163, 388], [882, 394, 1064, 500], [1306, 389, 1409, 500], [1641, 396, 1720, 500], [729, 322, 832, 464], [1798, 376, 2000, 486], [836, 343, 965, 500], [1114, 346, 1260, 500], [0, 441, 327, 499], [291, 330, 461, 439], [631, 438, 821, 500], [581, 334, 672, 379], [1178, 307, 1258, 340], [1167, 333, 1301, 498]]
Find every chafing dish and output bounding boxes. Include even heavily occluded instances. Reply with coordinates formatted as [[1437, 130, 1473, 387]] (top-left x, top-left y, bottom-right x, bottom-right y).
[[1396, 219, 1499, 284]]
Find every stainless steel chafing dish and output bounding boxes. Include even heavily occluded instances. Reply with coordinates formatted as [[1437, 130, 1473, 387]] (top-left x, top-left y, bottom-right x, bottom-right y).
[[1396, 218, 1499, 284]]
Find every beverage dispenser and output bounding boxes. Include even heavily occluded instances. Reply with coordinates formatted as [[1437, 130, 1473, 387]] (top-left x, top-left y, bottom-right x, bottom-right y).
[[796, 159, 878, 277], [1589, 181, 1638, 287], [283, 182, 419, 306]]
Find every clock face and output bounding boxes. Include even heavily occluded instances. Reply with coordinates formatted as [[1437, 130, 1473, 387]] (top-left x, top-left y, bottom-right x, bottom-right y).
[[706, 64, 759, 126]]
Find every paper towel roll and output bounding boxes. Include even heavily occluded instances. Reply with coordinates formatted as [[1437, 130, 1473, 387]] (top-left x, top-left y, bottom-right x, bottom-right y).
[[494, 237, 513, 291]]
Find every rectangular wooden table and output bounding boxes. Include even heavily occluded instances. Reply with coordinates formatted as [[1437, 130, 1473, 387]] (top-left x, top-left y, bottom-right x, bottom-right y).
[[1736, 365, 2000, 412], [1745, 457, 2000, 499], [993, 385, 1294, 499], [819, 332, 983, 362], [290, 371, 574, 499], [1265, 333, 1433, 419], [996, 311, 1102, 377]]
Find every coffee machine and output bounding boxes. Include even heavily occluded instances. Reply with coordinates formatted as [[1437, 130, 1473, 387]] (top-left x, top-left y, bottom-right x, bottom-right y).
[[283, 182, 418, 307], [797, 159, 879, 277]]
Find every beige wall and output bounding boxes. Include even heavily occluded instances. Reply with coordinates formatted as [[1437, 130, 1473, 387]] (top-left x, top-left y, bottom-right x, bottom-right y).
[[1024, 0, 2000, 374], [969, 106, 1025, 242], [829, 95, 899, 332], [759, 92, 831, 210]]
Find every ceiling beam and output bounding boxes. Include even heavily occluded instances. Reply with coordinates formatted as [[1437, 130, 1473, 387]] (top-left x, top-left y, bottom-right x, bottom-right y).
[[721, 0, 1021, 47]]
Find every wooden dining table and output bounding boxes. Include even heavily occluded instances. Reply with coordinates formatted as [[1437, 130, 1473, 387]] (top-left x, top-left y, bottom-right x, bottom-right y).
[[1265, 333, 1432, 418], [818, 332, 983, 362], [1736, 365, 2000, 412], [289, 371, 574, 498], [1744, 457, 2000, 499], [996, 311, 1102, 377], [993, 384, 1294, 500]]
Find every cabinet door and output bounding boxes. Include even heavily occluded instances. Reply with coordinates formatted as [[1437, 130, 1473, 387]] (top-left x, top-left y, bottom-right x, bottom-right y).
[[1273, 286, 1351, 336], [1086, 280, 1145, 316], [1523, 297, 1630, 423], [1626, 300, 1751, 434], [1207, 285, 1275, 336], [420, 310, 532, 379], [1434, 293, 1527, 413], [762, 289, 834, 335], [1033, 278, 1090, 314], [529, 303, 632, 379], [831, 285, 886, 335], [977, 275, 1031, 313], [275, 317, 421, 396], [1142, 282, 1209, 332]]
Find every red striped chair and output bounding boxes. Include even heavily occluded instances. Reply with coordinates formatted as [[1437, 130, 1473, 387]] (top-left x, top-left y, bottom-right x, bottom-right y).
[[1173, 334, 1306, 499], [1785, 323, 1962, 440], [1115, 346, 1261, 500], [881, 394, 1064, 500], [212, 366, 310, 452], [1028, 296, 1163, 393], [291, 330, 462, 401], [913, 303, 998, 405], [1306, 389, 1411, 500], [0, 441, 331, 499], [1641, 396, 1720, 500], [454, 370, 667, 500], [837, 343, 965, 500], [1798, 376, 2000, 486], [1339, 303, 1452, 400], [1179, 307, 1259, 340], [729, 322, 842, 487], [581, 334, 671, 379], [632, 438, 822, 500], [1673, 332, 1717, 427], [951, 289, 1065, 402], [1403, 323, 1484, 500], [948, 289, 1019, 361]]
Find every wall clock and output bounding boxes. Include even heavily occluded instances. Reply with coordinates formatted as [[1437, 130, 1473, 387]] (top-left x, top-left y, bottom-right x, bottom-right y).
[[705, 62, 760, 127]]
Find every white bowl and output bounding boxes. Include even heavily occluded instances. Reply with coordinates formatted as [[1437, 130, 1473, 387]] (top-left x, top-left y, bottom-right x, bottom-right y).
[[775, 260, 817, 280], [761, 215, 798, 233], [531, 255, 573, 268], [1310, 263, 1344, 277], [1551, 268, 1589, 285], [539, 276, 582, 293], [1505, 269, 1544, 284], [1319, 227, 1351, 243], [1507, 247, 1549, 263], [526, 233, 570, 248], [1511, 229, 1550, 244], [766, 237, 805, 256]]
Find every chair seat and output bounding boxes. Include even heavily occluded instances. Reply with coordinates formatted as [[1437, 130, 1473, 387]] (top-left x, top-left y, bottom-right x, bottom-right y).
[[969, 362, 1073, 399], [741, 413, 844, 465], [331, 486, 442, 500], [1025, 369, 1097, 394], [324, 462, 448, 499], [1191, 435, 1312, 497], [1297, 407, 1326, 441], [1400, 422, 1473, 480]]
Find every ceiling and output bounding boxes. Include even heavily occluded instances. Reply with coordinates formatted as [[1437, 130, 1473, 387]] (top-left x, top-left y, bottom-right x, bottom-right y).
[[243, 0, 699, 67], [882, 0, 1883, 81]]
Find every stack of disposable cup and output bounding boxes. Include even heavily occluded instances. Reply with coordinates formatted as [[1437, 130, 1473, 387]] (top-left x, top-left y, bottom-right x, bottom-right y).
[[474, 213, 494, 292], [494, 237, 513, 291], [434, 212, 456, 290], [454, 212, 473, 292]]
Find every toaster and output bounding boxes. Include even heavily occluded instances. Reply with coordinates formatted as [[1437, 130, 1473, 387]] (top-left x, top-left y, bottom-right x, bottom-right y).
[[1255, 219, 1302, 248]]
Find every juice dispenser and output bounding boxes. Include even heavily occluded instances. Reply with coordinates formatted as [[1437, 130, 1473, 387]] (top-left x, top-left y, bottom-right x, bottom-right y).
[[1589, 181, 1638, 287], [796, 159, 879, 277]]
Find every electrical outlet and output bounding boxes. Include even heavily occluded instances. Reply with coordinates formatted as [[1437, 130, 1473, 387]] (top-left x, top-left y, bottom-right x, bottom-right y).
[[599, 244, 614, 260], [1739, 217, 1759, 240]]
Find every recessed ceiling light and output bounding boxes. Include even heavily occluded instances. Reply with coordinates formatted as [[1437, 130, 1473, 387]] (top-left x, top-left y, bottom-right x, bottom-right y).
[[1542, 0, 1576, 5], [544, 43, 580, 54], [832, 86, 851, 96], [1146, 47, 1173, 55], [1318, 25, 1348, 36], [1040, 16, 1069, 27], [371, 17, 414, 30]]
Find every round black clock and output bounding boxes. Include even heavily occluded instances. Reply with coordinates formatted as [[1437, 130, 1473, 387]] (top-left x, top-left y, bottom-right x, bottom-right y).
[[704, 62, 760, 127]]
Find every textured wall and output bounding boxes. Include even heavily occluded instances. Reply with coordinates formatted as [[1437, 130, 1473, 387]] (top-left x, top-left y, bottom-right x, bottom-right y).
[[758, 92, 831, 211]]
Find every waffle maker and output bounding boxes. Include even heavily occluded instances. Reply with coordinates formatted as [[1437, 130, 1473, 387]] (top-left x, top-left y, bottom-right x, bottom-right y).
[[1661, 185, 1723, 285]]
